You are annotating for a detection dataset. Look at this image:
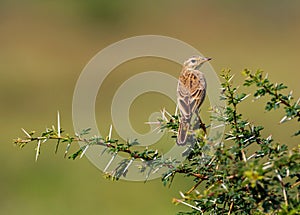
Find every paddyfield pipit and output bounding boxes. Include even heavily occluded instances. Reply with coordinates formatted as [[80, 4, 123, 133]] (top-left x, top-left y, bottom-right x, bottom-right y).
[[176, 56, 211, 145]]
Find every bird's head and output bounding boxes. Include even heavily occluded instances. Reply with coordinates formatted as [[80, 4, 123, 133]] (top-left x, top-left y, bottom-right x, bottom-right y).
[[183, 56, 212, 70]]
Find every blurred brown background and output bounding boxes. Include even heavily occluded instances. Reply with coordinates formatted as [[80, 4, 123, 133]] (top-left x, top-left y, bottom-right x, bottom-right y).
[[1, 1, 299, 214]]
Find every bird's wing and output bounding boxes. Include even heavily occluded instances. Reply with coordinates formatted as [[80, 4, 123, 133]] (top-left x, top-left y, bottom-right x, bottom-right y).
[[177, 80, 192, 122], [189, 71, 206, 113], [177, 70, 206, 122]]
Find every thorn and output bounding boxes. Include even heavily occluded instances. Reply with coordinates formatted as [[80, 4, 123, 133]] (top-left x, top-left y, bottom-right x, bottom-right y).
[[264, 73, 268, 79], [221, 183, 228, 191], [161, 109, 168, 122], [175, 199, 202, 212], [64, 143, 71, 158], [104, 152, 117, 172], [208, 156, 216, 166], [164, 108, 173, 119], [57, 111, 61, 138], [241, 150, 247, 162], [243, 136, 255, 143], [240, 94, 251, 101], [35, 140, 41, 162], [108, 125, 112, 140], [21, 128, 31, 138], [164, 171, 173, 179], [288, 90, 293, 99], [228, 74, 235, 82], [182, 147, 191, 155], [225, 136, 236, 140], [144, 121, 160, 125], [152, 126, 161, 134], [280, 116, 287, 124], [251, 125, 255, 132], [210, 123, 225, 129], [247, 153, 257, 160], [175, 103, 179, 116], [152, 167, 161, 174], [122, 158, 134, 175], [253, 95, 261, 102], [179, 191, 185, 198], [80, 145, 89, 158]]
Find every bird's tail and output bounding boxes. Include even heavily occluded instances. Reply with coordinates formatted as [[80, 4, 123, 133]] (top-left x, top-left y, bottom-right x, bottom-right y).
[[177, 121, 189, 146]]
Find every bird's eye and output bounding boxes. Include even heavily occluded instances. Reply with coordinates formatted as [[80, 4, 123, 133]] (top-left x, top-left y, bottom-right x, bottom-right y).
[[191, 59, 196, 63]]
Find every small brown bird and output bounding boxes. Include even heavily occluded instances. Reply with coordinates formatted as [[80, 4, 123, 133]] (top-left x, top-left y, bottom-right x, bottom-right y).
[[176, 56, 211, 145]]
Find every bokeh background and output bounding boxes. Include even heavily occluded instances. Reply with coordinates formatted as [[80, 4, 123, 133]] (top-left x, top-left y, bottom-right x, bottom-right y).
[[1, 1, 299, 214]]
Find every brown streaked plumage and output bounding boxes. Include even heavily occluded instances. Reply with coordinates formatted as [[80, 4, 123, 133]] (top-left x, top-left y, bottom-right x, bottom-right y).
[[176, 56, 211, 145]]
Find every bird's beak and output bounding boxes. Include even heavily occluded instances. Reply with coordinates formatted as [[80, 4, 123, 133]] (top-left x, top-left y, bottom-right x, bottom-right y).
[[205, 57, 212, 61]]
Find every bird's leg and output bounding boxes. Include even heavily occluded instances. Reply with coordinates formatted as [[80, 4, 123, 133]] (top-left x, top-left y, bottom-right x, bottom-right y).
[[195, 112, 207, 134]]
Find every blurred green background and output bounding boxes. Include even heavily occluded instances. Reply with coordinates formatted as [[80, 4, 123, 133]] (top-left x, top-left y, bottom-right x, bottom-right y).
[[1, 1, 299, 214]]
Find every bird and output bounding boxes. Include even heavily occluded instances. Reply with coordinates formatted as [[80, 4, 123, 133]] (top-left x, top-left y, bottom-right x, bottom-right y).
[[176, 56, 211, 145]]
